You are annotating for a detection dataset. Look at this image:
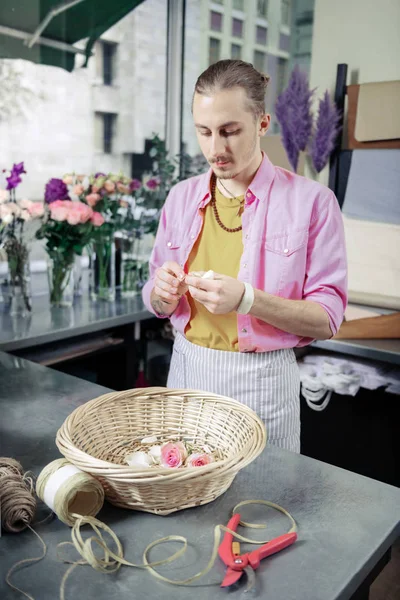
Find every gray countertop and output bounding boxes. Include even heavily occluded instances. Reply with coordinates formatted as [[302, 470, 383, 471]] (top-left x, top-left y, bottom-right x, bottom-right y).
[[0, 292, 152, 352], [0, 350, 399, 600]]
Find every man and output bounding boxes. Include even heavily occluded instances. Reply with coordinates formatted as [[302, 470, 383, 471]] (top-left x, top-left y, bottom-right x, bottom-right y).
[[142, 60, 347, 453]]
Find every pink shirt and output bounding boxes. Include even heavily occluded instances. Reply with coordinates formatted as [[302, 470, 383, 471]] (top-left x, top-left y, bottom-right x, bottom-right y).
[[142, 153, 348, 352]]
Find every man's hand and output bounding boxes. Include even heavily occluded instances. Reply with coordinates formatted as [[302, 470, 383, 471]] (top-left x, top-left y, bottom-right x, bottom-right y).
[[151, 261, 188, 316], [185, 273, 244, 315]]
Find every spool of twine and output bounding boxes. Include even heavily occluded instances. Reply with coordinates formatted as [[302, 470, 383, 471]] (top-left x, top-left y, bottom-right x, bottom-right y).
[[36, 458, 105, 526], [0, 457, 36, 533]]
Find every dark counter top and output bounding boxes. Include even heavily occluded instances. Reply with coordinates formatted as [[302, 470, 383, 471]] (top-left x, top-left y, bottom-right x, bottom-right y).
[[0, 351, 399, 600]]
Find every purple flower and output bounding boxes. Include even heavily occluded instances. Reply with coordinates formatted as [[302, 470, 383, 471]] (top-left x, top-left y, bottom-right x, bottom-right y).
[[145, 178, 160, 190], [129, 179, 142, 191], [12, 162, 26, 176], [310, 91, 341, 173], [6, 173, 22, 190], [94, 172, 106, 178], [6, 162, 27, 190], [275, 66, 314, 172], [44, 178, 70, 204]]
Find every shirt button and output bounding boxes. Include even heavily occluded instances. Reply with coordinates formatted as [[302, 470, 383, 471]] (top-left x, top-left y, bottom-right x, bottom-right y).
[[191, 234, 195, 239], [242, 328, 247, 333], [167, 242, 172, 247], [284, 248, 289, 254], [243, 263, 247, 268]]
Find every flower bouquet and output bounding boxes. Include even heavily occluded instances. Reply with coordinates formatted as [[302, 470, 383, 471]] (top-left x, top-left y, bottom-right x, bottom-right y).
[[125, 435, 217, 469], [36, 177, 104, 307], [63, 172, 134, 301], [0, 163, 44, 314]]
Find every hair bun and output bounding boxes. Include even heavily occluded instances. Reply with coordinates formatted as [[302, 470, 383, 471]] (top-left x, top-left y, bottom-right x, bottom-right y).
[[261, 73, 270, 85]]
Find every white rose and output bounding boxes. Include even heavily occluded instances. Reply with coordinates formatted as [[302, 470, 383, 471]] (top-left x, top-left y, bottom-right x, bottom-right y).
[[148, 445, 162, 464], [125, 451, 152, 468], [1, 212, 13, 225], [141, 435, 158, 444]]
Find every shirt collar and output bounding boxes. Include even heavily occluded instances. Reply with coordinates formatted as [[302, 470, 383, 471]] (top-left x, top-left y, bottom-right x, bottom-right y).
[[196, 151, 276, 208]]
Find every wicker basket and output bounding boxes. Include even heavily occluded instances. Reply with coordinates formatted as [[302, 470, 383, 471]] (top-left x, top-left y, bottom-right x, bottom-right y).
[[56, 387, 267, 515]]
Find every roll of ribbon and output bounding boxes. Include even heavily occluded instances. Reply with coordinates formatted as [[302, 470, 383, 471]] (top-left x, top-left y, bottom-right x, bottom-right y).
[[36, 458, 104, 526]]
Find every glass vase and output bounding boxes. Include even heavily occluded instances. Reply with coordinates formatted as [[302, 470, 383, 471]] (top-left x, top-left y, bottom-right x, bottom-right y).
[[90, 235, 115, 302], [6, 243, 32, 315], [47, 258, 74, 308], [118, 232, 142, 298]]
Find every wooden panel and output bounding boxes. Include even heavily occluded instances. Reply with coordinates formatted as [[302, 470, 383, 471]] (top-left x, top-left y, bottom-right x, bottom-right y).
[[347, 85, 400, 149]]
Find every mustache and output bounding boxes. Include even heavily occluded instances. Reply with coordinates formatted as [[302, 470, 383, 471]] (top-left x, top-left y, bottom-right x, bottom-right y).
[[210, 156, 232, 163]]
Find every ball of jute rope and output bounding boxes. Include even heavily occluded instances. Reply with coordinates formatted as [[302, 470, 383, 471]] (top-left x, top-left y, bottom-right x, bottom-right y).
[[36, 458, 105, 527], [0, 457, 37, 533]]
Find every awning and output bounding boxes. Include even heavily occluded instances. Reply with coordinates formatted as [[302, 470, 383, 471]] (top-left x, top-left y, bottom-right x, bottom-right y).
[[0, 0, 144, 72]]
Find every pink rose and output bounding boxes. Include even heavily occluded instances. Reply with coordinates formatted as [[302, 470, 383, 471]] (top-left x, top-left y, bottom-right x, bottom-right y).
[[19, 198, 33, 210], [50, 206, 68, 221], [186, 453, 214, 468], [78, 203, 93, 223], [92, 185, 100, 193], [28, 202, 45, 218], [117, 182, 130, 194], [85, 193, 101, 207], [91, 211, 105, 227], [160, 442, 188, 469], [73, 184, 84, 196], [104, 180, 115, 193], [20, 209, 31, 221], [63, 175, 74, 185], [0, 188, 9, 203], [66, 209, 81, 225]]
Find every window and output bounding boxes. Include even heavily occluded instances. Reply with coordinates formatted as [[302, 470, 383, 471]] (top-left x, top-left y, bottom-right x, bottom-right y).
[[257, 0, 268, 18], [95, 112, 116, 154], [281, 0, 291, 27], [277, 57, 288, 96], [232, 18, 243, 38], [253, 50, 266, 73], [210, 11, 223, 32], [231, 44, 242, 59], [279, 33, 290, 52], [256, 26, 267, 45], [102, 41, 116, 85], [233, 0, 244, 10], [209, 38, 221, 65]]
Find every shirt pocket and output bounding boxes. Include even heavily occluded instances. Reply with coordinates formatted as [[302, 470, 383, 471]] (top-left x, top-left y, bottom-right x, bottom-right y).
[[264, 229, 309, 296], [164, 228, 184, 263]]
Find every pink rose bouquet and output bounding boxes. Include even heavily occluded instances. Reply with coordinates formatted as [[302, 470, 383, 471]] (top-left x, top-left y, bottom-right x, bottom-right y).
[[36, 179, 105, 306]]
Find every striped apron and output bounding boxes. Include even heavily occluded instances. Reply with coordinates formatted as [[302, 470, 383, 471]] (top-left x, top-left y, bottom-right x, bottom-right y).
[[167, 333, 301, 453]]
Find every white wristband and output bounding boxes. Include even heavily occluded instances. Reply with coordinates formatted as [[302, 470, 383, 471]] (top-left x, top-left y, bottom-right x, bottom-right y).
[[236, 282, 254, 315]]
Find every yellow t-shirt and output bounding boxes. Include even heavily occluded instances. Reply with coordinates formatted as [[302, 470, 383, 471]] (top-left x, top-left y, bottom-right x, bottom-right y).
[[185, 186, 244, 351]]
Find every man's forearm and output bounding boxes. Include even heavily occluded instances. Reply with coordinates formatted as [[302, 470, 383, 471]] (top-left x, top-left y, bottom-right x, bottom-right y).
[[150, 288, 179, 317], [249, 289, 332, 340]]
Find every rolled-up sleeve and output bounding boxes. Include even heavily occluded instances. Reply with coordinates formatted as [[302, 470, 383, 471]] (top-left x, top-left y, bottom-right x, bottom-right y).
[[302, 192, 348, 337]]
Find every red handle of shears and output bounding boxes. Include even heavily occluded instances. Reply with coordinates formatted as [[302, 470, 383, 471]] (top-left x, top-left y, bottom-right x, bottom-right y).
[[248, 531, 298, 569], [218, 512, 242, 565]]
